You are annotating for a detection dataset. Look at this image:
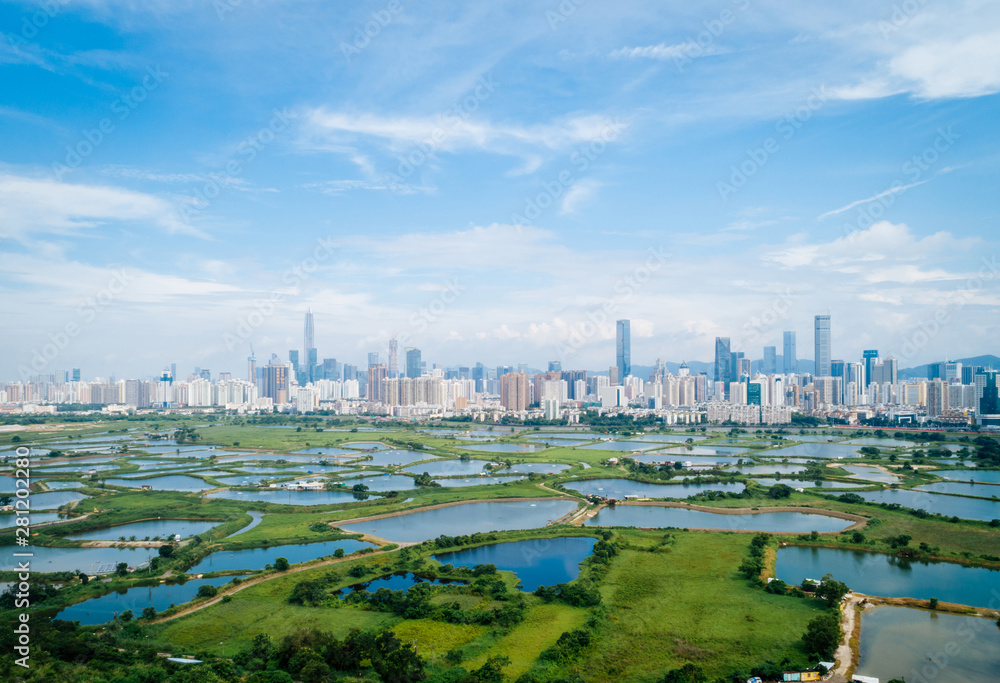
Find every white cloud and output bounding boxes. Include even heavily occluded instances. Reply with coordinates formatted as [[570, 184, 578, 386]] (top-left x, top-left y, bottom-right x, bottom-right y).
[[763, 221, 978, 275], [560, 179, 602, 215], [0, 174, 206, 241], [610, 42, 727, 61], [302, 109, 628, 164]]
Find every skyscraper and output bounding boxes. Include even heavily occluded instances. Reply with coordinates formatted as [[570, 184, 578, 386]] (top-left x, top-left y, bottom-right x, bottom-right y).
[[763, 346, 777, 375], [814, 315, 831, 377], [368, 352, 380, 368], [406, 348, 422, 379], [862, 350, 878, 388], [714, 337, 731, 394], [388, 337, 398, 378], [616, 319, 631, 382], [782, 331, 797, 374], [303, 308, 316, 382]]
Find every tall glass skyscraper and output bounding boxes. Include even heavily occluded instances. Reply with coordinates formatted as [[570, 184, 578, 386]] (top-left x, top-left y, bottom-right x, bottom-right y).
[[714, 336, 731, 387], [814, 315, 831, 377], [763, 346, 777, 374], [405, 348, 422, 379], [616, 319, 631, 383], [782, 331, 797, 374], [303, 308, 316, 382], [862, 349, 878, 387]]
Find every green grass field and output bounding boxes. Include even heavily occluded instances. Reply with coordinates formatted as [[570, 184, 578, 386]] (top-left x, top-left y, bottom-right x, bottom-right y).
[[579, 532, 828, 681]]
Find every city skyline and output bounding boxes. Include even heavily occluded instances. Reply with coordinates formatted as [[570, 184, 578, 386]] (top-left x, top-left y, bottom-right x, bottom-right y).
[[2, 3, 999, 381]]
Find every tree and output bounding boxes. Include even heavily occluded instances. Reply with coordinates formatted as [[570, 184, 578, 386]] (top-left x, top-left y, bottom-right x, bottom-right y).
[[470, 655, 511, 683], [802, 612, 841, 658], [816, 573, 850, 607], [767, 483, 793, 499], [274, 556, 290, 571], [115, 562, 129, 577], [141, 606, 157, 620], [119, 609, 134, 622], [197, 584, 219, 598], [660, 663, 709, 682], [158, 544, 174, 558]]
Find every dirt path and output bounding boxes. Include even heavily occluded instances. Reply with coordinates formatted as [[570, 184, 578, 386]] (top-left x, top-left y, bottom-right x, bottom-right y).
[[149, 543, 414, 624], [833, 593, 864, 678]]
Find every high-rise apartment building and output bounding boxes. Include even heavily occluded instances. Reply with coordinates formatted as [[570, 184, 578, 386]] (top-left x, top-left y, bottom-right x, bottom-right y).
[[814, 315, 831, 377], [500, 372, 530, 411]]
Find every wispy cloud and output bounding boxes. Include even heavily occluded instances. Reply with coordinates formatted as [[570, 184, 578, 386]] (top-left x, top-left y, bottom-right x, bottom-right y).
[[817, 181, 927, 220], [610, 42, 728, 61]]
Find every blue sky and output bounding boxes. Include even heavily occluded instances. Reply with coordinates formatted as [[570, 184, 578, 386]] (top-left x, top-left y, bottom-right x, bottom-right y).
[[1, 0, 999, 381]]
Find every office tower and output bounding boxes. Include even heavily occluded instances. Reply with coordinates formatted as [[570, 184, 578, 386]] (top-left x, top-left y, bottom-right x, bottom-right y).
[[248, 352, 257, 384], [862, 350, 878, 387], [976, 370, 999, 415], [500, 372, 530, 411], [303, 308, 316, 382], [388, 337, 398, 378], [782, 331, 797, 374], [763, 346, 777, 375], [616, 319, 631, 381], [322, 358, 337, 380], [814, 315, 831, 377], [472, 362, 486, 392], [944, 360, 963, 382], [368, 352, 380, 369], [199, 369, 211, 381], [71, 368, 81, 382], [747, 382, 762, 406], [831, 360, 846, 380], [548, 361, 562, 372], [169, 364, 176, 381], [405, 348, 422, 379], [289, 350, 299, 372], [730, 351, 744, 382], [714, 337, 732, 390], [342, 363, 357, 381], [737, 357, 751, 378], [367, 364, 387, 402], [219, 372, 231, 382], [963, 365, 981, 385], [609, 366, 619, 386]]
